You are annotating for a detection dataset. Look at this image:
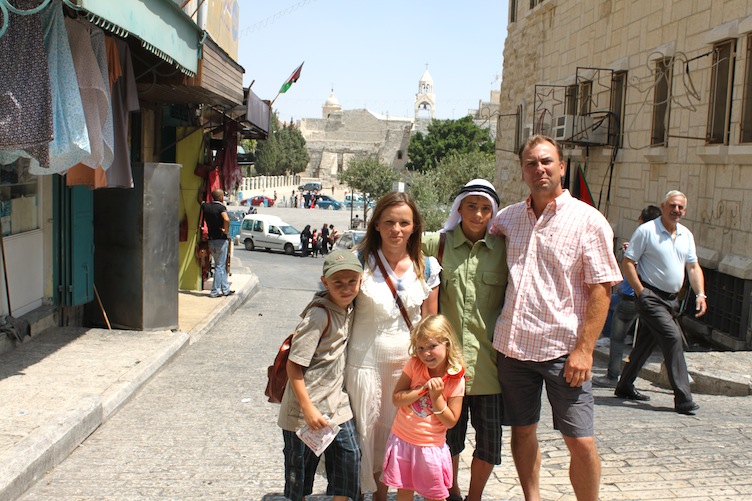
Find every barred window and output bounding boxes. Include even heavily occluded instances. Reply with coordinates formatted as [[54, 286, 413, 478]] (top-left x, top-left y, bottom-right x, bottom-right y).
[[706, 39, 735, 144], [651, 58, 672, 146], [610, 71, 628, 147], [740, 35, 752, 143]]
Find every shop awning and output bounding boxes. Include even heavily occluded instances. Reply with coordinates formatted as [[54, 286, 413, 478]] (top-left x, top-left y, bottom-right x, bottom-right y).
[[244, 88, 270, 139], [74, 0, 202, 76]]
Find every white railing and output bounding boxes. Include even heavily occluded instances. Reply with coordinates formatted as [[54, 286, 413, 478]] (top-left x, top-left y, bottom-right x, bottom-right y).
[[229, 175, 305, 206]]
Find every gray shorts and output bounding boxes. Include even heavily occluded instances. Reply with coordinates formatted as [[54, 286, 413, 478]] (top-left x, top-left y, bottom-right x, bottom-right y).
[[497, 353, 594, 438]]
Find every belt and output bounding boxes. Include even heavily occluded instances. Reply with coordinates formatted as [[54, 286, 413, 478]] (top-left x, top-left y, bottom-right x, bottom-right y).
[[641, 281, 678, 300], [618, 293, 635, 302]]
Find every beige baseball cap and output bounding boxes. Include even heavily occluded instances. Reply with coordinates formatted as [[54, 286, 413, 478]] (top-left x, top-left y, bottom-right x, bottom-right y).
[[323, 250, 363, 278]]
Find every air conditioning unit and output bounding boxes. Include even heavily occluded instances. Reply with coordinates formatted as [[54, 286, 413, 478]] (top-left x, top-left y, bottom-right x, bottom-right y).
[[553, 115, 610, 144], [552, 115, 579, 140]]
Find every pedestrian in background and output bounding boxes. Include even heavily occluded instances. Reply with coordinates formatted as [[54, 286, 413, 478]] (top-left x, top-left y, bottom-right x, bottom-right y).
[[381, 314, 465, 501], [345, 192, 440, 501], [615, 190, 707, 415], [490, 135, 621, 501], [594, 204, 662, 388], [300, 225, 312, 257], [311, 229, 321, 257], [329, 224, 339, 252], [422, 179, 508, 501], [201, 188, 234, 298], [278, 250, 364, 501], [320, 223, 330, 255]]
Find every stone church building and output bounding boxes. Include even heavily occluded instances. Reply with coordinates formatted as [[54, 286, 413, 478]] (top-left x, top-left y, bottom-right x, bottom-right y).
[[297, 69, 439, 185], [298, 68, 500, 186]]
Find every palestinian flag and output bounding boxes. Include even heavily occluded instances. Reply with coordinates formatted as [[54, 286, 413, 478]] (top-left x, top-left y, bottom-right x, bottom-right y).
[[279, 62, 304, 94], [575, 163, 595, 207]]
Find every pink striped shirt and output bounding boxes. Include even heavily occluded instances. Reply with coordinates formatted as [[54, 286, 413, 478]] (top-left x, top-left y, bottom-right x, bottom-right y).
[[490, 190, 621, 361]]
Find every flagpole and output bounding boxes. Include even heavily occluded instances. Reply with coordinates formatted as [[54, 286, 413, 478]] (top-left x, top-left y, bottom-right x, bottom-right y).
[[271, 62, 304, 107]]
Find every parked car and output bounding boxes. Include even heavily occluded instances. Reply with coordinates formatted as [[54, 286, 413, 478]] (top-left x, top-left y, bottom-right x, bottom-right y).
[[236, 145, 254, 165], [335, 229, 366, 250], [240, 195, 275, 207], [239, 214, 301, 254], [315, 195, 344, 210], [226, 210, 247, 222], [298, 181, 322, 192], [344, 193, 376, 208]]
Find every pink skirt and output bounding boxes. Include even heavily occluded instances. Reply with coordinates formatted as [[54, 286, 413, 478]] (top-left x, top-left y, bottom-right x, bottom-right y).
[[381, 433, 452, 500]]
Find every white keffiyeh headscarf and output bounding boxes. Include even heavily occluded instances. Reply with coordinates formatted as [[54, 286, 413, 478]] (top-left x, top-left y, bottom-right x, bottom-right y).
[[441, 179, 500, 233]]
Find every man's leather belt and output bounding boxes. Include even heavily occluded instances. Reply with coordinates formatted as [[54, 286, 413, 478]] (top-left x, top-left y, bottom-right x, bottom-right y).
[[641, 281, 678, 300]]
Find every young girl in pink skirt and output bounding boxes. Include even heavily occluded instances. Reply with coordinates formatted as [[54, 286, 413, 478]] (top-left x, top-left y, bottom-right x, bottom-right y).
[[381, 314, 465, 501]]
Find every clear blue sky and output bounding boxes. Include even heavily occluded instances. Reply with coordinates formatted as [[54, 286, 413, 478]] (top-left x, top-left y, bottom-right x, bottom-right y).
[[236, 0, 509, 122]]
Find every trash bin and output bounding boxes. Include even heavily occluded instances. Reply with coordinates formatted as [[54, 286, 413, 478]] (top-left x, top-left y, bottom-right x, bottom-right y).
[[229, 220, 241, 239]]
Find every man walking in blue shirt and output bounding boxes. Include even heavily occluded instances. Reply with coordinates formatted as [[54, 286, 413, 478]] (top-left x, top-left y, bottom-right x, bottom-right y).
[[614, 191, 707, 414]]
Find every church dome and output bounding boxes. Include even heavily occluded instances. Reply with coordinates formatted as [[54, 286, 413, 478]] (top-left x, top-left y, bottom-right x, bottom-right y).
[[324, 91, 341, 108], [323, 89, 342, 118]]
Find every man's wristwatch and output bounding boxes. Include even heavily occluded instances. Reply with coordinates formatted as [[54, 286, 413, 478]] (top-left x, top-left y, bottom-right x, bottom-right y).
[[696, 293, 707, 299]]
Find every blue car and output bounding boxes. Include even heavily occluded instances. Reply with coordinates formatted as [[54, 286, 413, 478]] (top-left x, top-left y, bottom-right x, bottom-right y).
[[315, 195, 344, 210]]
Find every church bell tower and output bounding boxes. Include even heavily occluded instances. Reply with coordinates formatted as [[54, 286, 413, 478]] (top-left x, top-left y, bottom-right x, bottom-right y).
[[414, 66, 435, 120]]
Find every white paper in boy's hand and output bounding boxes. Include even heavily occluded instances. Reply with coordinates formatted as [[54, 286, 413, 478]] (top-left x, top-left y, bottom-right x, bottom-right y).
[[296, 418, 341, 457]]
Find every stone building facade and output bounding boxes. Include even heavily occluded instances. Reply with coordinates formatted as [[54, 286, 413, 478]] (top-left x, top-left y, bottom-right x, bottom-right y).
[[496, 0, 752, 349], [298, 97, 413, 187]]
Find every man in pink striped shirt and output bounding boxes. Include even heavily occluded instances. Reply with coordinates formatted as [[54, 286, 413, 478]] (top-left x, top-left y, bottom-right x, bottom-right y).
[[490, 135, 621, 501]]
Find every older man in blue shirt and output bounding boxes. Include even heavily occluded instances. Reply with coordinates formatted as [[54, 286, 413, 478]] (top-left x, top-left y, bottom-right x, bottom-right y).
[[614, 191, 707, 414]]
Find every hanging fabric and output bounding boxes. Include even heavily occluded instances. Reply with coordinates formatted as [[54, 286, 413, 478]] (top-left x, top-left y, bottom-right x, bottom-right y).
[[0, 0, 91, 173], [66, 23, 115, 188], [220, 122, 242, 193], [64, 17, 111, 187], [105, 36, 139, 188], [0, 0, 53, 168]]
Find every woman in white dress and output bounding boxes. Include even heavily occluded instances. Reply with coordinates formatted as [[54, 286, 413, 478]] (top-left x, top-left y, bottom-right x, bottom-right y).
[[345, 192, 440, 501]]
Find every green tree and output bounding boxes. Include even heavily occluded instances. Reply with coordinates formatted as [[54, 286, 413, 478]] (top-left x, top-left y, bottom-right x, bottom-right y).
[[255, 112, 309, 175], [408, 150, 496, 231], [339, 156, 399, 219], [406, 115, 494, 172]]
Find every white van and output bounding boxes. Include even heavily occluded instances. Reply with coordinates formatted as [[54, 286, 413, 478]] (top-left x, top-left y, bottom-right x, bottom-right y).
[[239, 214, 301, 255]]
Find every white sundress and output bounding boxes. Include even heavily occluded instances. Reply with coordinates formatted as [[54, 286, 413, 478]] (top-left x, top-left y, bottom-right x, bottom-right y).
[[345, 250, 440, 493]]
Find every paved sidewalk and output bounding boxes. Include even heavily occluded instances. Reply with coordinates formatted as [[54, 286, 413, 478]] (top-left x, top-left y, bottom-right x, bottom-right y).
[[0, 263, 750, 500], [0, 272, 259, 501], [592, 341, 752, 396]]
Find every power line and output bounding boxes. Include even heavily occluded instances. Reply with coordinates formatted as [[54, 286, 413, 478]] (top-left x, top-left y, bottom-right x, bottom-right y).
[[238, 0, 319, 38]]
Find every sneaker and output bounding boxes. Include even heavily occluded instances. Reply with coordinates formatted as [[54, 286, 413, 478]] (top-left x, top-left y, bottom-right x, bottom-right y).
[[592, 375, 618, 388], [596, 337, 610, 348], [209, 292, 221, 298], [223, 290, 235, 296]]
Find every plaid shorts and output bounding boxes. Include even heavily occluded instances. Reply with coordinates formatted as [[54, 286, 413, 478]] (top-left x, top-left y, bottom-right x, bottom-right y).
[[283, 419, 360, 501], [446, 393, 503, 465]]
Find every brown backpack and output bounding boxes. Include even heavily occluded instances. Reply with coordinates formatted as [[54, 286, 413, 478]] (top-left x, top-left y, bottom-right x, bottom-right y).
[[265, 304, 331, 403]]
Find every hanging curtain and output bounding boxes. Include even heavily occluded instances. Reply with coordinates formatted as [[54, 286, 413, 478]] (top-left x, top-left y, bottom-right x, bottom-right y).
[[0, 0, 53, 168]]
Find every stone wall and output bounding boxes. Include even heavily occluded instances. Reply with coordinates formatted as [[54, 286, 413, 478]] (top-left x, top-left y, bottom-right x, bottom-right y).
[[299, 109, 413, 185], [497, 0, 752, 347]]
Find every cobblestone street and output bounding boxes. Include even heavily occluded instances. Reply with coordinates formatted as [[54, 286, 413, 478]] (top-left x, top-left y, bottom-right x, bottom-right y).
[[18, 276, 752, 500]]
